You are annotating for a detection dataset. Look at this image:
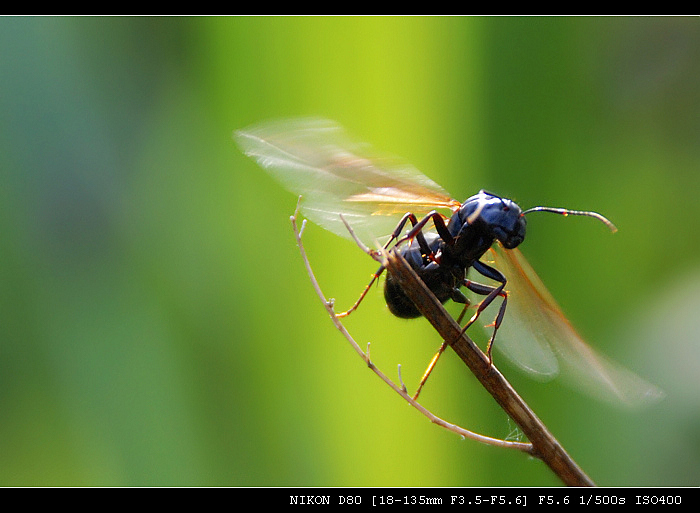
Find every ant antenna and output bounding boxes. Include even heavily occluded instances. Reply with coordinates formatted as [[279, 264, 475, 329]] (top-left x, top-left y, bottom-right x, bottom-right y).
[[522, 206, 617, 233]]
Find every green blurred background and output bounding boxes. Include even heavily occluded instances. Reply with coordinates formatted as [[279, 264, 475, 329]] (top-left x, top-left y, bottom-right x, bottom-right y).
[[1, 16, 698, 486]]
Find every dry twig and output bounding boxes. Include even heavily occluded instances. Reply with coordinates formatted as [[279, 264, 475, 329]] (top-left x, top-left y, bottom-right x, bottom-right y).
[[290, 203, 594, 487]]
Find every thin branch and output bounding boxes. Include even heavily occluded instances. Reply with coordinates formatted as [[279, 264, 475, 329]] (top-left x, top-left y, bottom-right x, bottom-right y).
[[290, 201, 595, 486], [383, 249, 596, 487], [331, 207, 594, 485], [290, 204, 532, 453]]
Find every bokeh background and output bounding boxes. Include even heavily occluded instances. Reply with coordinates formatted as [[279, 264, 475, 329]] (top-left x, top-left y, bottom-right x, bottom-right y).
[[1, 16, 699, 487]]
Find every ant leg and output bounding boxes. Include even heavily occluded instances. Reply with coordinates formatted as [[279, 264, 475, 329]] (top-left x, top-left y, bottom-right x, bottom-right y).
[[413, 289, 470, 400], [339, 211, 440, 318], [396, 210, 455, 249], [459, 260, 508, 366], [451, 288, 471, 324], [338, 212, 429, 318], [383, 212, 416, 248], [413, 341, 448, 400], [336, 264, 385, 318], [384, 212, 435, 256]]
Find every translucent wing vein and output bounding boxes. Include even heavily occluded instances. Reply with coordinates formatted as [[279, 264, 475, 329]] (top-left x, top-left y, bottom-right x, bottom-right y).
[[235, 118, 459, 245], [492, 245, 664, 407]]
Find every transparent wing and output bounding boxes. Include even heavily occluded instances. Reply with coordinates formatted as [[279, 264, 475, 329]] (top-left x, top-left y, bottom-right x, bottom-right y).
[[235, 118, 461, 245], [488, 244, 664, 408]]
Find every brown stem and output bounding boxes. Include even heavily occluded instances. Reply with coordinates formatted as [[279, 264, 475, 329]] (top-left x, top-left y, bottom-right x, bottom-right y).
[[290, 200, 594, 486], [383, 249, 595, 487], [290, 207, 532, 454]]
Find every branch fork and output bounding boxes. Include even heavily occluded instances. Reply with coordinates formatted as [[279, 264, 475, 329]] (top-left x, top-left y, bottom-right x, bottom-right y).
[[290, 201, 595, 487]]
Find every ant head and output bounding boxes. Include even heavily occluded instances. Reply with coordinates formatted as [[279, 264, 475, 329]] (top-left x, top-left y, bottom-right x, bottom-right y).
[[461, 190, 526, 249], [458, 190, 617, 251]]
